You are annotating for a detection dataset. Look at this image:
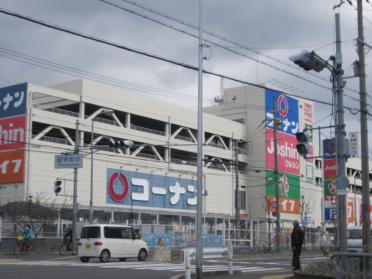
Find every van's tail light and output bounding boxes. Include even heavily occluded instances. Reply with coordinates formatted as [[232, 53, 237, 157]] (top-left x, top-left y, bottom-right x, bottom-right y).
[[94, 241, 103, 246], [78, 242, 82, 246]]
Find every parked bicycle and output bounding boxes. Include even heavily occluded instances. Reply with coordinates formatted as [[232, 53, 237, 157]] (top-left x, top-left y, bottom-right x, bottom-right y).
[[14, 236, 33, 256]]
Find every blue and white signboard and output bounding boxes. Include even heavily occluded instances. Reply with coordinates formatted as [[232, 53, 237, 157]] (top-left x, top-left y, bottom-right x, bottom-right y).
[[265, 89, 299, 136], [0, 83, 28, 118], [325, 208, 337, 221], [106, 168, 197, 210]]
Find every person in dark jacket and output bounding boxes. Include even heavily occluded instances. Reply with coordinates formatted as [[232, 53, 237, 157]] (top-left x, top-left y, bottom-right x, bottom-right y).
[[291, 220, 305, 270]]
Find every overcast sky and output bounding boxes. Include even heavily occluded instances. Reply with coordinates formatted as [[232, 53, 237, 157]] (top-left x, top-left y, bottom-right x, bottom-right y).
[[0, 0, 371, 153]]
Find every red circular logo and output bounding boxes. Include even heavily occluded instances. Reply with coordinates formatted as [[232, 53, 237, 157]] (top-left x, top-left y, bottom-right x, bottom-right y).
[[108, 173, 129, 202], [277, 95, 289, 117]]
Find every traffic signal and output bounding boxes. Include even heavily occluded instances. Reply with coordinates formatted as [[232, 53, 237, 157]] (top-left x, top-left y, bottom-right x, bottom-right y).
[[54, 179, 62, 195], [296, 132, 308, 158], [113, 139, 134, 148], [289, 50, 326, 72]]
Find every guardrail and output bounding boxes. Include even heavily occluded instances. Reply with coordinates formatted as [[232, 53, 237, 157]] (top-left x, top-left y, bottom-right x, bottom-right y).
[[183, 243, 233, 279], [332, 252, 372, 279]]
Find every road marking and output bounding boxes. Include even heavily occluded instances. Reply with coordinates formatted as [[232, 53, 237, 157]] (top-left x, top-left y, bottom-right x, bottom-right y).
[[0, 259, 20, 264], [0, 260, 284, 273]]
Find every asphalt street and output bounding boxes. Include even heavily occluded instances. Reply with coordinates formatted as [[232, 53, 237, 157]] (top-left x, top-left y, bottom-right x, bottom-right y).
[[0, 255, 327, 279]]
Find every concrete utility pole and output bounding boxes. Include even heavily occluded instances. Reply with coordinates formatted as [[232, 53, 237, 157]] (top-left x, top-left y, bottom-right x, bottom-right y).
[[234, 140, 240, 243], [196, 0, 204, 277], [334, 13, 348, 252], [356, 0, 371, 253], [72, 119, 80, 255], [273, 97, 280, 252]]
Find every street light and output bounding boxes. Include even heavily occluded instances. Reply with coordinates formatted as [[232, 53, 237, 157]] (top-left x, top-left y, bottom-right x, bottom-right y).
[[89, 108, 114, 224], [289, 13, 349, 252]]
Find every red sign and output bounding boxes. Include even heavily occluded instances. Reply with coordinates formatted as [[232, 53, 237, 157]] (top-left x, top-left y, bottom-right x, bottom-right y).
[[267, 196, 301, 214], [0, 115, 26, 150], [0, 149, 25, 184], [324, 159, 336, 178], [266, 129, 300, 175], [348, 200, 355, 224], [107, 172, 129, 202]]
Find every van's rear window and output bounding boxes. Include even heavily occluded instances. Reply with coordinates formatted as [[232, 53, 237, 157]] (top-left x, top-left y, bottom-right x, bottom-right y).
[[81, 226, 100, 238]]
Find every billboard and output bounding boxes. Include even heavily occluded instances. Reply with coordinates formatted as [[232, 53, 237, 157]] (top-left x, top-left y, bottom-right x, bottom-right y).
[[0, 83, 28, 185], [266, 129, 300, 175], [106, 168, 197, 210], [265, 89, 302, 215], [0, 115, 26, 150], [323, 138, 337, 222], [0, 149, 25, 184]]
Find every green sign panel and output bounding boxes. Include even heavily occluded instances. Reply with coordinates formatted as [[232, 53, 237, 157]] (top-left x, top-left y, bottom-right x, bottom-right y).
[[324, 178, 336, 196], [266, 171, 300, 199]]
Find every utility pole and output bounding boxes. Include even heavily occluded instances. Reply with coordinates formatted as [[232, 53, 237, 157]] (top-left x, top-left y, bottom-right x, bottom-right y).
[[356, 0, 371, 253], [89, 120, 94, 224], [196, 0, 204, 277], [72, 119, 80, 255], [234, 139, 240, 243], [334, 13, 348, 252], [273, 97, 280, 252]]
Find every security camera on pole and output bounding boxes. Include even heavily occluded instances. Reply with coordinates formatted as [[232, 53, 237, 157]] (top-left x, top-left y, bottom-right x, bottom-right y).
[[290, 13, 348, 252]]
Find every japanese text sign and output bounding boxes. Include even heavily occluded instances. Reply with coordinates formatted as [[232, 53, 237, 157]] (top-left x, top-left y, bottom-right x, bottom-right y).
[[265, 89, 299, 136], [0, 115, 26, 150], [0, 83, 28, 118], [323, 139, 336, 159], [106, 169, 197, 210], [266, 129, 300, 175], [0, 149, 25, 184], [54, 154, 83, 169]]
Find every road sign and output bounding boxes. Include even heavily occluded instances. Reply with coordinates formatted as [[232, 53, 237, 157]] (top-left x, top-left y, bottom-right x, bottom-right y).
[[271, 201, 278, 208], [54, 154, 83, 169], [272, 211, 277, 217]]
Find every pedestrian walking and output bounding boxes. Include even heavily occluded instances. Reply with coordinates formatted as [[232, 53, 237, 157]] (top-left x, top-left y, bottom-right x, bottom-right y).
[[291, 220, 304, 271]]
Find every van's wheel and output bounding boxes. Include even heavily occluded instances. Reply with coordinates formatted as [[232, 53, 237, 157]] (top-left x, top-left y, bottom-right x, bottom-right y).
[[80, 257, 90, 263], [99, 249, 111, 262], [138, 249, 147, 261], [119, 258, 127, 262]]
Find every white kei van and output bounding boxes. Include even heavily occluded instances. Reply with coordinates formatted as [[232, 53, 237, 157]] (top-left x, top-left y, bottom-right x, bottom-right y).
[[78, 224, 148, 263]]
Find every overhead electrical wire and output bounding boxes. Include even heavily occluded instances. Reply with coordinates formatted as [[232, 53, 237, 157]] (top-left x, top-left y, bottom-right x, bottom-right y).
[[0, 8, 368, 111], [108, 0, 366, 100]]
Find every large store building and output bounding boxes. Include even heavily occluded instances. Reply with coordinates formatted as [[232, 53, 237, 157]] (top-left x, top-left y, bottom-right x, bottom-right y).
[[0, 79, 371, 231]]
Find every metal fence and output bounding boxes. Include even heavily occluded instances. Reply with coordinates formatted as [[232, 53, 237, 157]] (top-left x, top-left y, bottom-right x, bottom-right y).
[[0, 220, 334, 253], [333, 252, 372, 279]]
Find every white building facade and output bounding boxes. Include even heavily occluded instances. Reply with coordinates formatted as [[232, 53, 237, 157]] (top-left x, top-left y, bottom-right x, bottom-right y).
[[0, 79, 247, 227]]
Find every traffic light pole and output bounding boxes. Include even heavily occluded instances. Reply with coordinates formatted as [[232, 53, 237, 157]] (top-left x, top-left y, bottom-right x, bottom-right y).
[[72, 119, 80, 255]]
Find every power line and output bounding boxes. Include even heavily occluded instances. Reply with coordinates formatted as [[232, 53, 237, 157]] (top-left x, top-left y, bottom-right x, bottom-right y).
[[111, 0, 336, 84], [0, 8, 368, 111], [108, 0, 366, 101]]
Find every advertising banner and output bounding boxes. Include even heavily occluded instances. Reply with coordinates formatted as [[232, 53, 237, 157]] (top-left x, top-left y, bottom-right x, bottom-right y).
[[323, 139, 337, 221], [326, 200, 356, 224], [349, 132, 359, 158], [265, 89, 302, 215], [0, 115, 26, 150], [0, 83, 28, 118], [324, 159, 337, 178], [266, 129, 300, 175], [265, 89, 299, 136], [266, 195, 301, 214], [0, 83, 28, 185], [323, 139, 336, 159], [266, 170, 300, 199], [106, 168, 197, 210], [0, 149, 25, 184]]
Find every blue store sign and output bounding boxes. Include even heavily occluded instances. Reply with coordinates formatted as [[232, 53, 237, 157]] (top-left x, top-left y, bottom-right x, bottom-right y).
[[106, 168, 197, 210]]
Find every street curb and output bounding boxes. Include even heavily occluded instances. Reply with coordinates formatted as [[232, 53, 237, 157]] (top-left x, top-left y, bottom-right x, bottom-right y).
[[169, 270, 242, 279]]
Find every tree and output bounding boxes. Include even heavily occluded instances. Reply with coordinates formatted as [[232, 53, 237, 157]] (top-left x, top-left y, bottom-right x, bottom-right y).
[[0, 200, 58, 238]]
